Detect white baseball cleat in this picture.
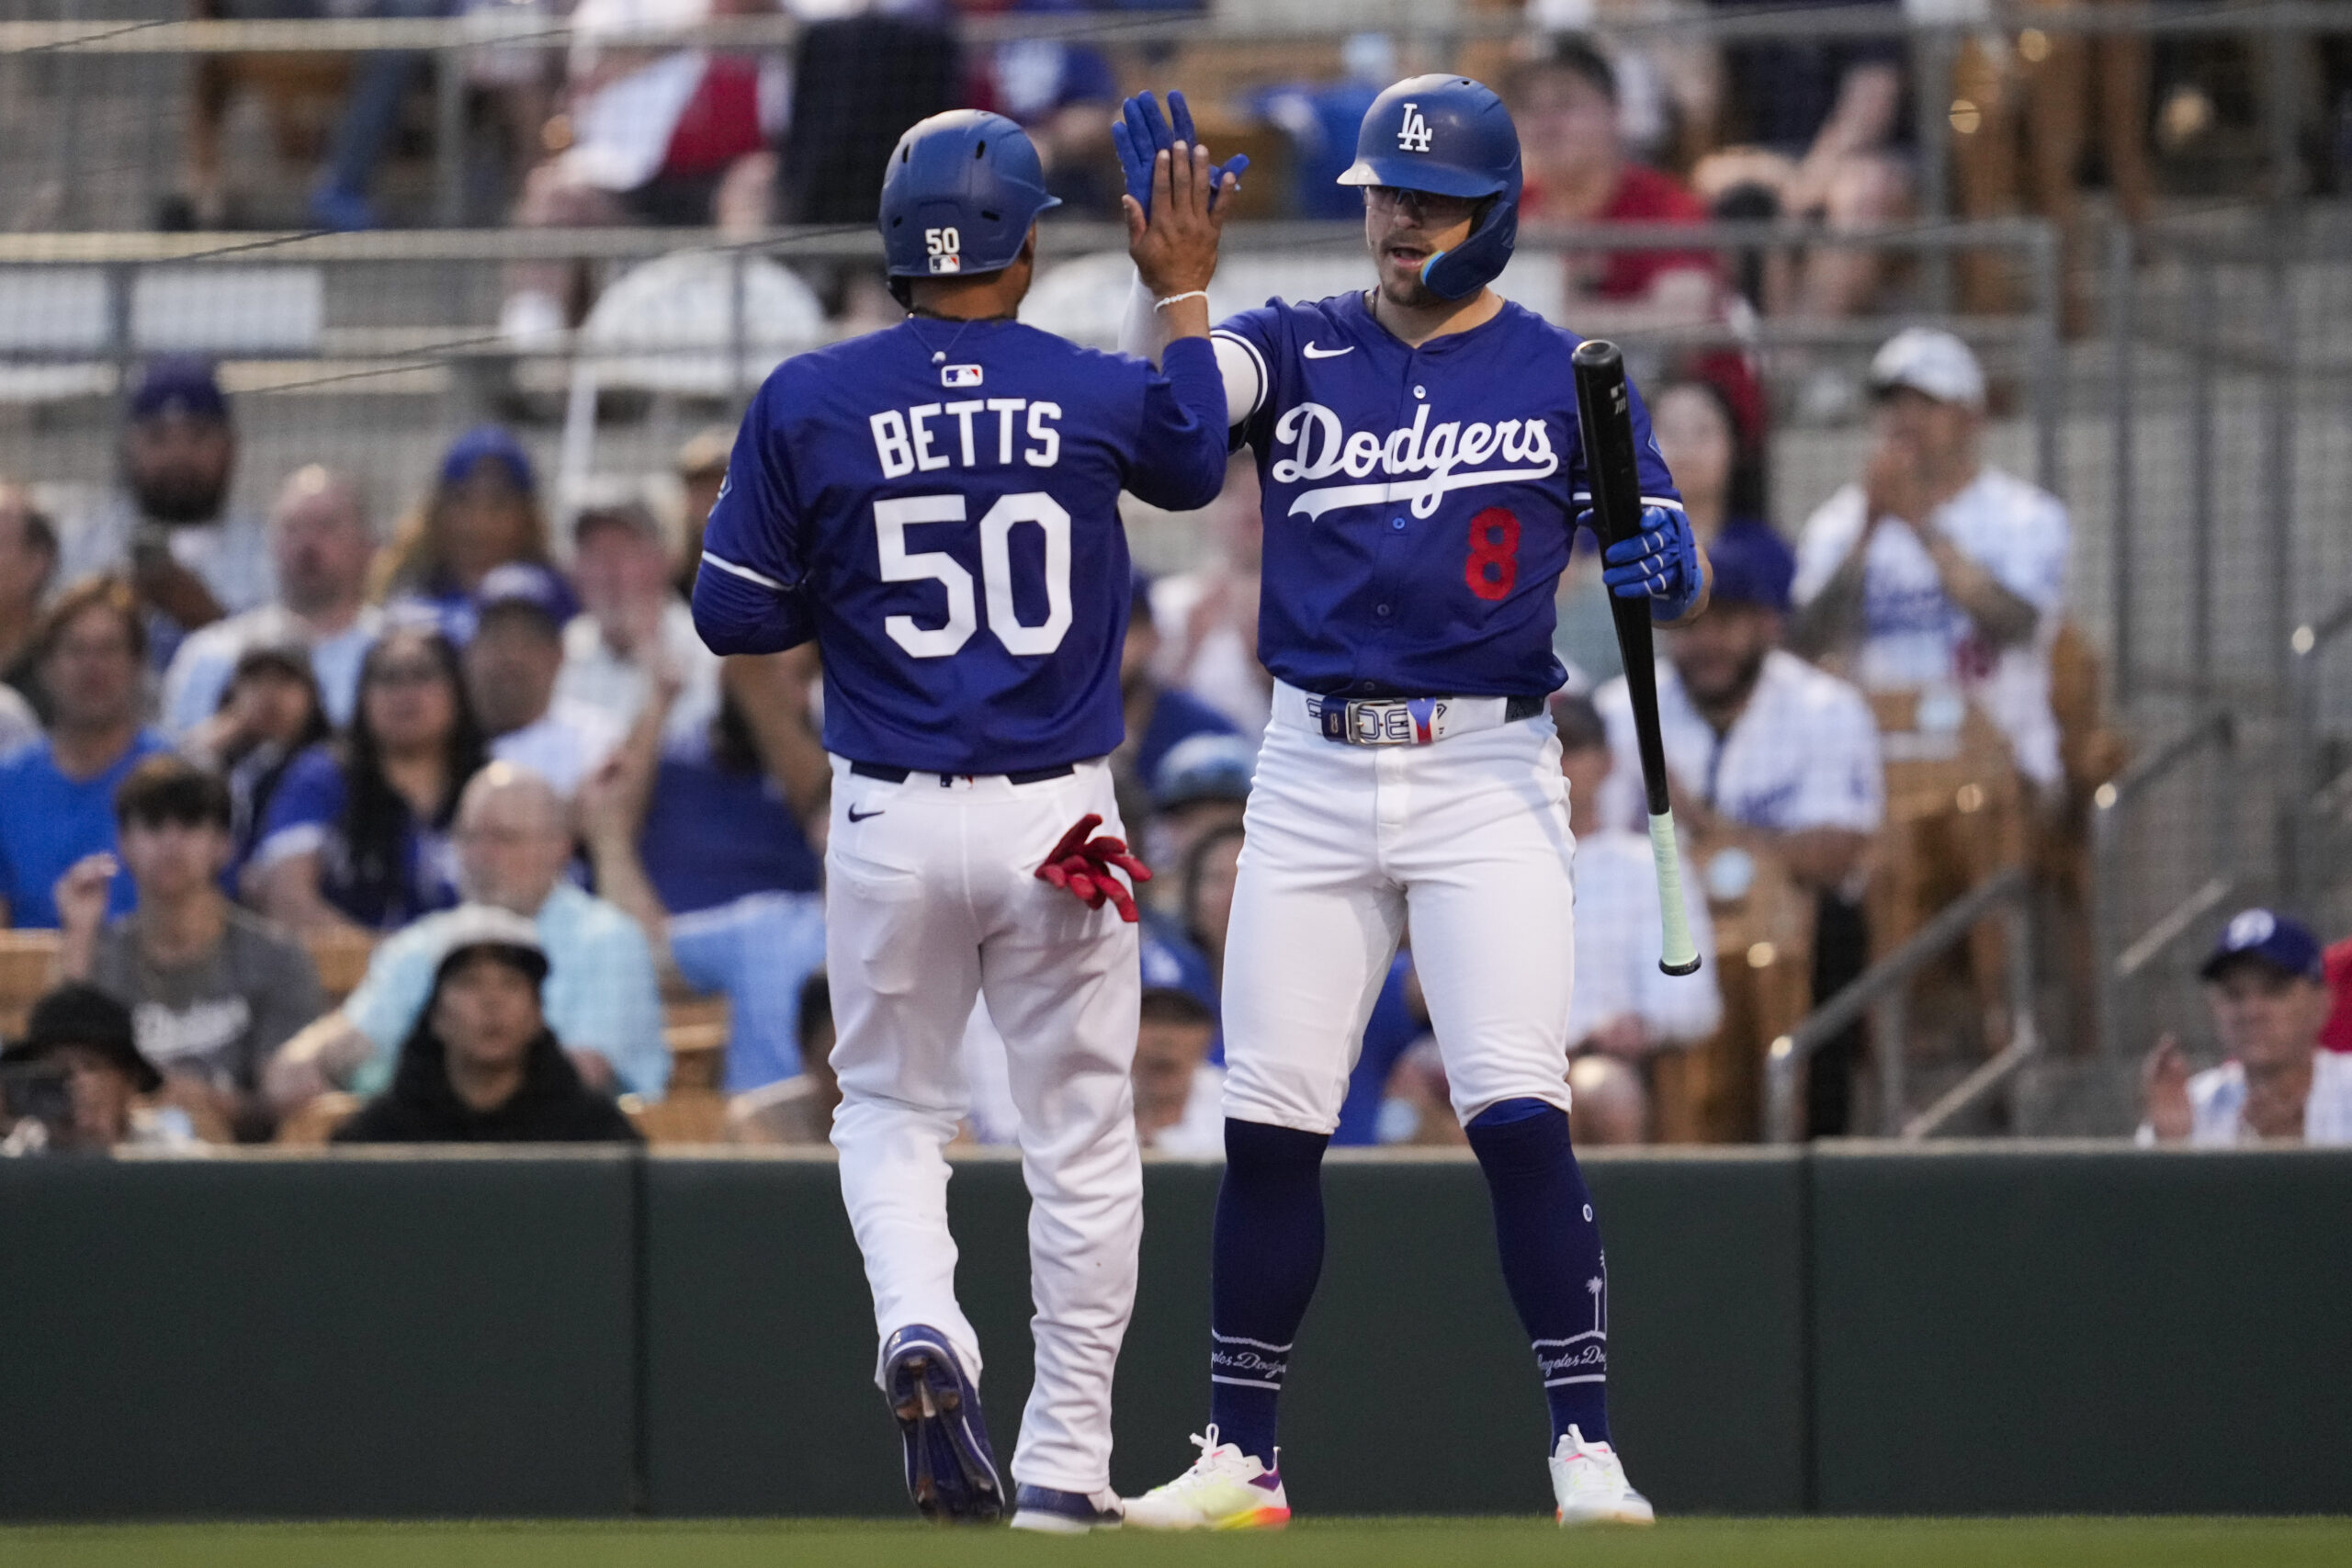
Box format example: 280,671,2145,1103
1120,1425,1290,1530
1550,1425,1655,1526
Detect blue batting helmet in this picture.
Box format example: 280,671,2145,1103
878,110,1060,292
1336,74,1521,301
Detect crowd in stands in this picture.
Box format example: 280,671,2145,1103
8,0,2351,1152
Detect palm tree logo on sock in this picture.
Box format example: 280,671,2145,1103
1587,1276,1604,1336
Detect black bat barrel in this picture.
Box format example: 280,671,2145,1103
1570,339,1673,821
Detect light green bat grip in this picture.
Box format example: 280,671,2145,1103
1647,809,1702,976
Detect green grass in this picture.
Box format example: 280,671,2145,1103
4,1517,2349,1568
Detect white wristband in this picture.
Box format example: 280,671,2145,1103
1154,290,1209,311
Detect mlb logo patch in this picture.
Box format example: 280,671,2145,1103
942,364,984,389
928,254,961,275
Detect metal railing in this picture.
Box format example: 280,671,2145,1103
2089,707,2236,1060
1765,864,2036,1143
2286,597,2352,913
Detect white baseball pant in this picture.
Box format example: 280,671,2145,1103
823,755,1143,1495
1221,683,1579,1133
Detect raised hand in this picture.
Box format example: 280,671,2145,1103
1114,91,1248,219
1035,813,1153,924
1125,136,1235,309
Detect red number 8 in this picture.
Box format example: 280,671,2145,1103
1464,506,1521,602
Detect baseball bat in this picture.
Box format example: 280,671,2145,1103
1570,339,1702,977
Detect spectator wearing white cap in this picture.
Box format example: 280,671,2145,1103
2140,909,2352,1147
1789,328,2071,792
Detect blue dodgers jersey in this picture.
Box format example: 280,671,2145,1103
1216,290,1682,698
701,320,1226,773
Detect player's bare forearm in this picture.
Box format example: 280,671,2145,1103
1125,140,1231,345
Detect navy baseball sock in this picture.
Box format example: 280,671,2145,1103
1464,1098,1611,1447
1207,1118,1330,1468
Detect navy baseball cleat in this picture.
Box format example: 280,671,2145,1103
882,1325,1003,1523
1009,1483,1125,1534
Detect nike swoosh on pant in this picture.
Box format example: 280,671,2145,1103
847,807,885,822
1303,344,1353,358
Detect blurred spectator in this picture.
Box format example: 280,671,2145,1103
181,644,334,875
1599,525,1883,890
500,0,789,343
2140,910,2352,1146
775,8,958,228
1115,572,1239,835
52,758,322,1142
0,579,170,928
1790,329,2070,794
1134,987,1224,1157
728,972,840,1144
671,426,731,596
963,0,1121,214
2324,935,2352,1054
578,715,824,1096
1555,693,1723,1054
249,626,488,932
1333,947,1428,1146
558,499,721,758
333,906,643,1145
470,564,625,798
304,0,456,231
1249,35,1396,220
162,465,384,737
0,984,204,1154
1508,39,1718,324
59,360,271,666
372,427,573,640
1150,457,1271,742
1147,733,1254,908
1691,0,1908,354
269,762,667,1111
1650,377,1768,550
0,479,59,725
637,656,824,911
1602,526,1882,1134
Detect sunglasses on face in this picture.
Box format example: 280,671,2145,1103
1366,186,1480,224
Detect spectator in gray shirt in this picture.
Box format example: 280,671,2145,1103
54,755,322,1140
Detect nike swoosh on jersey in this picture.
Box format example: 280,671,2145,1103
847,805,885,823
1302,343,1354,358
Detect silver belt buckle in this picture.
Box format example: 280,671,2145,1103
1314,695,1449,746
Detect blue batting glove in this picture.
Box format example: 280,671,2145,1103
1595,504,1702,622
1115,90,1250,218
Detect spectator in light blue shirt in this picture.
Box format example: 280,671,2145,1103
0,577,169,926
264,761,665,1115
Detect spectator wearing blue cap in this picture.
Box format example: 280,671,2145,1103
1132,914,1227,1156
57,358,272,668
1597,521,1882,891
1600,526,1883,1134
467,564,624,800
1145,731,1255,911
372,427,574,643
2141,909,2352,1147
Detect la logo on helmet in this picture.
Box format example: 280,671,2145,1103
1396,103,1433,152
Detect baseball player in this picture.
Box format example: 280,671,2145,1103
691,111,1236,1531
1111,81,1709,1528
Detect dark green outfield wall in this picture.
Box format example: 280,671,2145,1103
0,1146,2345,1520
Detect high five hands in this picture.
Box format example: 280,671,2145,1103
1118,91,1245,318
